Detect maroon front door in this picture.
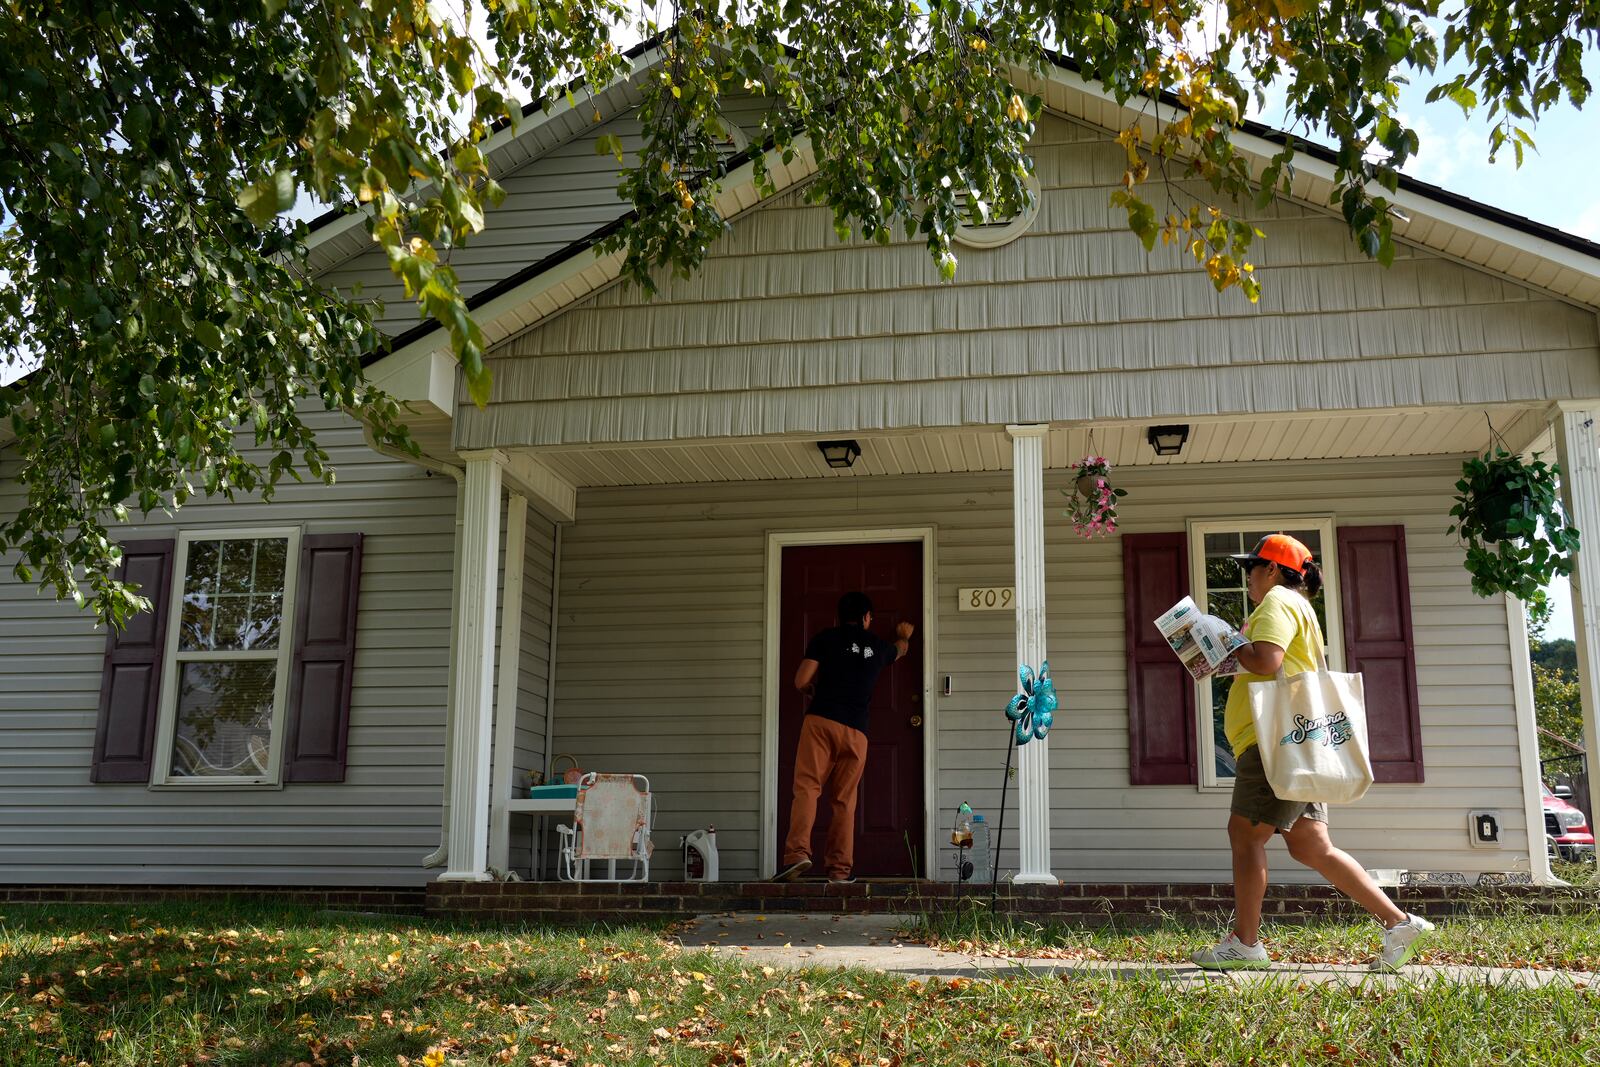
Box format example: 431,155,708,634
777,541,925,878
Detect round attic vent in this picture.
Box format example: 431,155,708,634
953,173,1042,249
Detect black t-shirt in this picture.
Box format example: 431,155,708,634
803,624,899,732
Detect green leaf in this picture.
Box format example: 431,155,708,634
238,170,294,227
194,320,225,350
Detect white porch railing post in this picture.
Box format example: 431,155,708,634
1555,407,1600,830
1007,424,1058,885
439,450,505,881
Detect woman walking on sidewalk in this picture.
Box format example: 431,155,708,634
1190,533,1433,973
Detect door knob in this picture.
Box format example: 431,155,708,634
909,693,921,705
909,715,923,728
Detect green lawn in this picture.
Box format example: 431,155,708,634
906,900,1600,972
2,903,1597,1066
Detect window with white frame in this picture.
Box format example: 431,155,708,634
1189,518,1341,788
152,529,300,785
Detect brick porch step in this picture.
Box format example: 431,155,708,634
425,878,1600,925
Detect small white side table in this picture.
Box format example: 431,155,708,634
506,796,578,880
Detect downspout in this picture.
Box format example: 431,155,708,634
363,425,465,869
542,523,563,780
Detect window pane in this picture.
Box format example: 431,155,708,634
1206,591,1247,630
180,591,214,651
184,540,219,598
169,661,276,778
247,594,284,648
254,538,287,593
1204,555,1238,591
1203,532,1244,556
220,540,256,595
1212,683,1235,780
179,537,289,651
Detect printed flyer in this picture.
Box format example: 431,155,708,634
1154,596,1248,681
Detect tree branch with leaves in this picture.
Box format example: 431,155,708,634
2,0,1594,626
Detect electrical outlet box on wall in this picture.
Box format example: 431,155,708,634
1468,810,1503,848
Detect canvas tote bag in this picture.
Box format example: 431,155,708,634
1247,596,1374,804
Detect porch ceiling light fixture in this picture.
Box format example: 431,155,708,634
817,439,862,469
1146,424,1190,457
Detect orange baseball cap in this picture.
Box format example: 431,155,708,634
1229,533,1314,574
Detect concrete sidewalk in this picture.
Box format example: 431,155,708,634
675,913,1596,990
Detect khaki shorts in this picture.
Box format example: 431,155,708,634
1230,744,1328,832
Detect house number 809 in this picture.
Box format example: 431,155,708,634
959,587,1014,611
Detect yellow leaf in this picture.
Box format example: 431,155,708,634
423,1049,447,1067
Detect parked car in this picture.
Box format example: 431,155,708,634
1543,782,1596,863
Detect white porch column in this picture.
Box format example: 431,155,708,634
1007,424,1058,884
1554,407,1600,830
487,493,529,876
439,450,505,881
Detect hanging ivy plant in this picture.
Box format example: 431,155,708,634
1448,448,1580,600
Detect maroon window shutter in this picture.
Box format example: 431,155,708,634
91,540,176,783
1336,525,1424,783
284,533,363,782
1124,532,1196,785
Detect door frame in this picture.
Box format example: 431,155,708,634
760,527,937,879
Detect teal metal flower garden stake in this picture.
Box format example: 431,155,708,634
992,662,1057,900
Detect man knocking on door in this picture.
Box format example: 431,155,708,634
774,591,915,884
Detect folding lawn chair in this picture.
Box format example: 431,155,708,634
555,773,654,882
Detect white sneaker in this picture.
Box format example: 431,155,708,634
1372,913,1435,972
1191,933,1271,970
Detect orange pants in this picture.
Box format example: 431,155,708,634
783,715,869,880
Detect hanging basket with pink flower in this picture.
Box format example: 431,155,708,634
1063,455,1127,538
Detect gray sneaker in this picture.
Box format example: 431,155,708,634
1372,913,1435,972
1190,933,1271,970
771,858,811,883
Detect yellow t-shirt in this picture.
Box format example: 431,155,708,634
1222,586,1326,755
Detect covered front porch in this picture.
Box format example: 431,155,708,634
409,402,1599,889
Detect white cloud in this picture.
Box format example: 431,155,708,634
1391,109,1492,187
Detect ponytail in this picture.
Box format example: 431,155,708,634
1279,558,1323,598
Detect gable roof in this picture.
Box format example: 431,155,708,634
353,53,1600,378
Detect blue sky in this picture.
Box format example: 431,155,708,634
1251,58,1600,244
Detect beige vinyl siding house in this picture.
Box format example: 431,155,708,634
0,414,459,884
554,458,1532,882
4,51,1598,889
